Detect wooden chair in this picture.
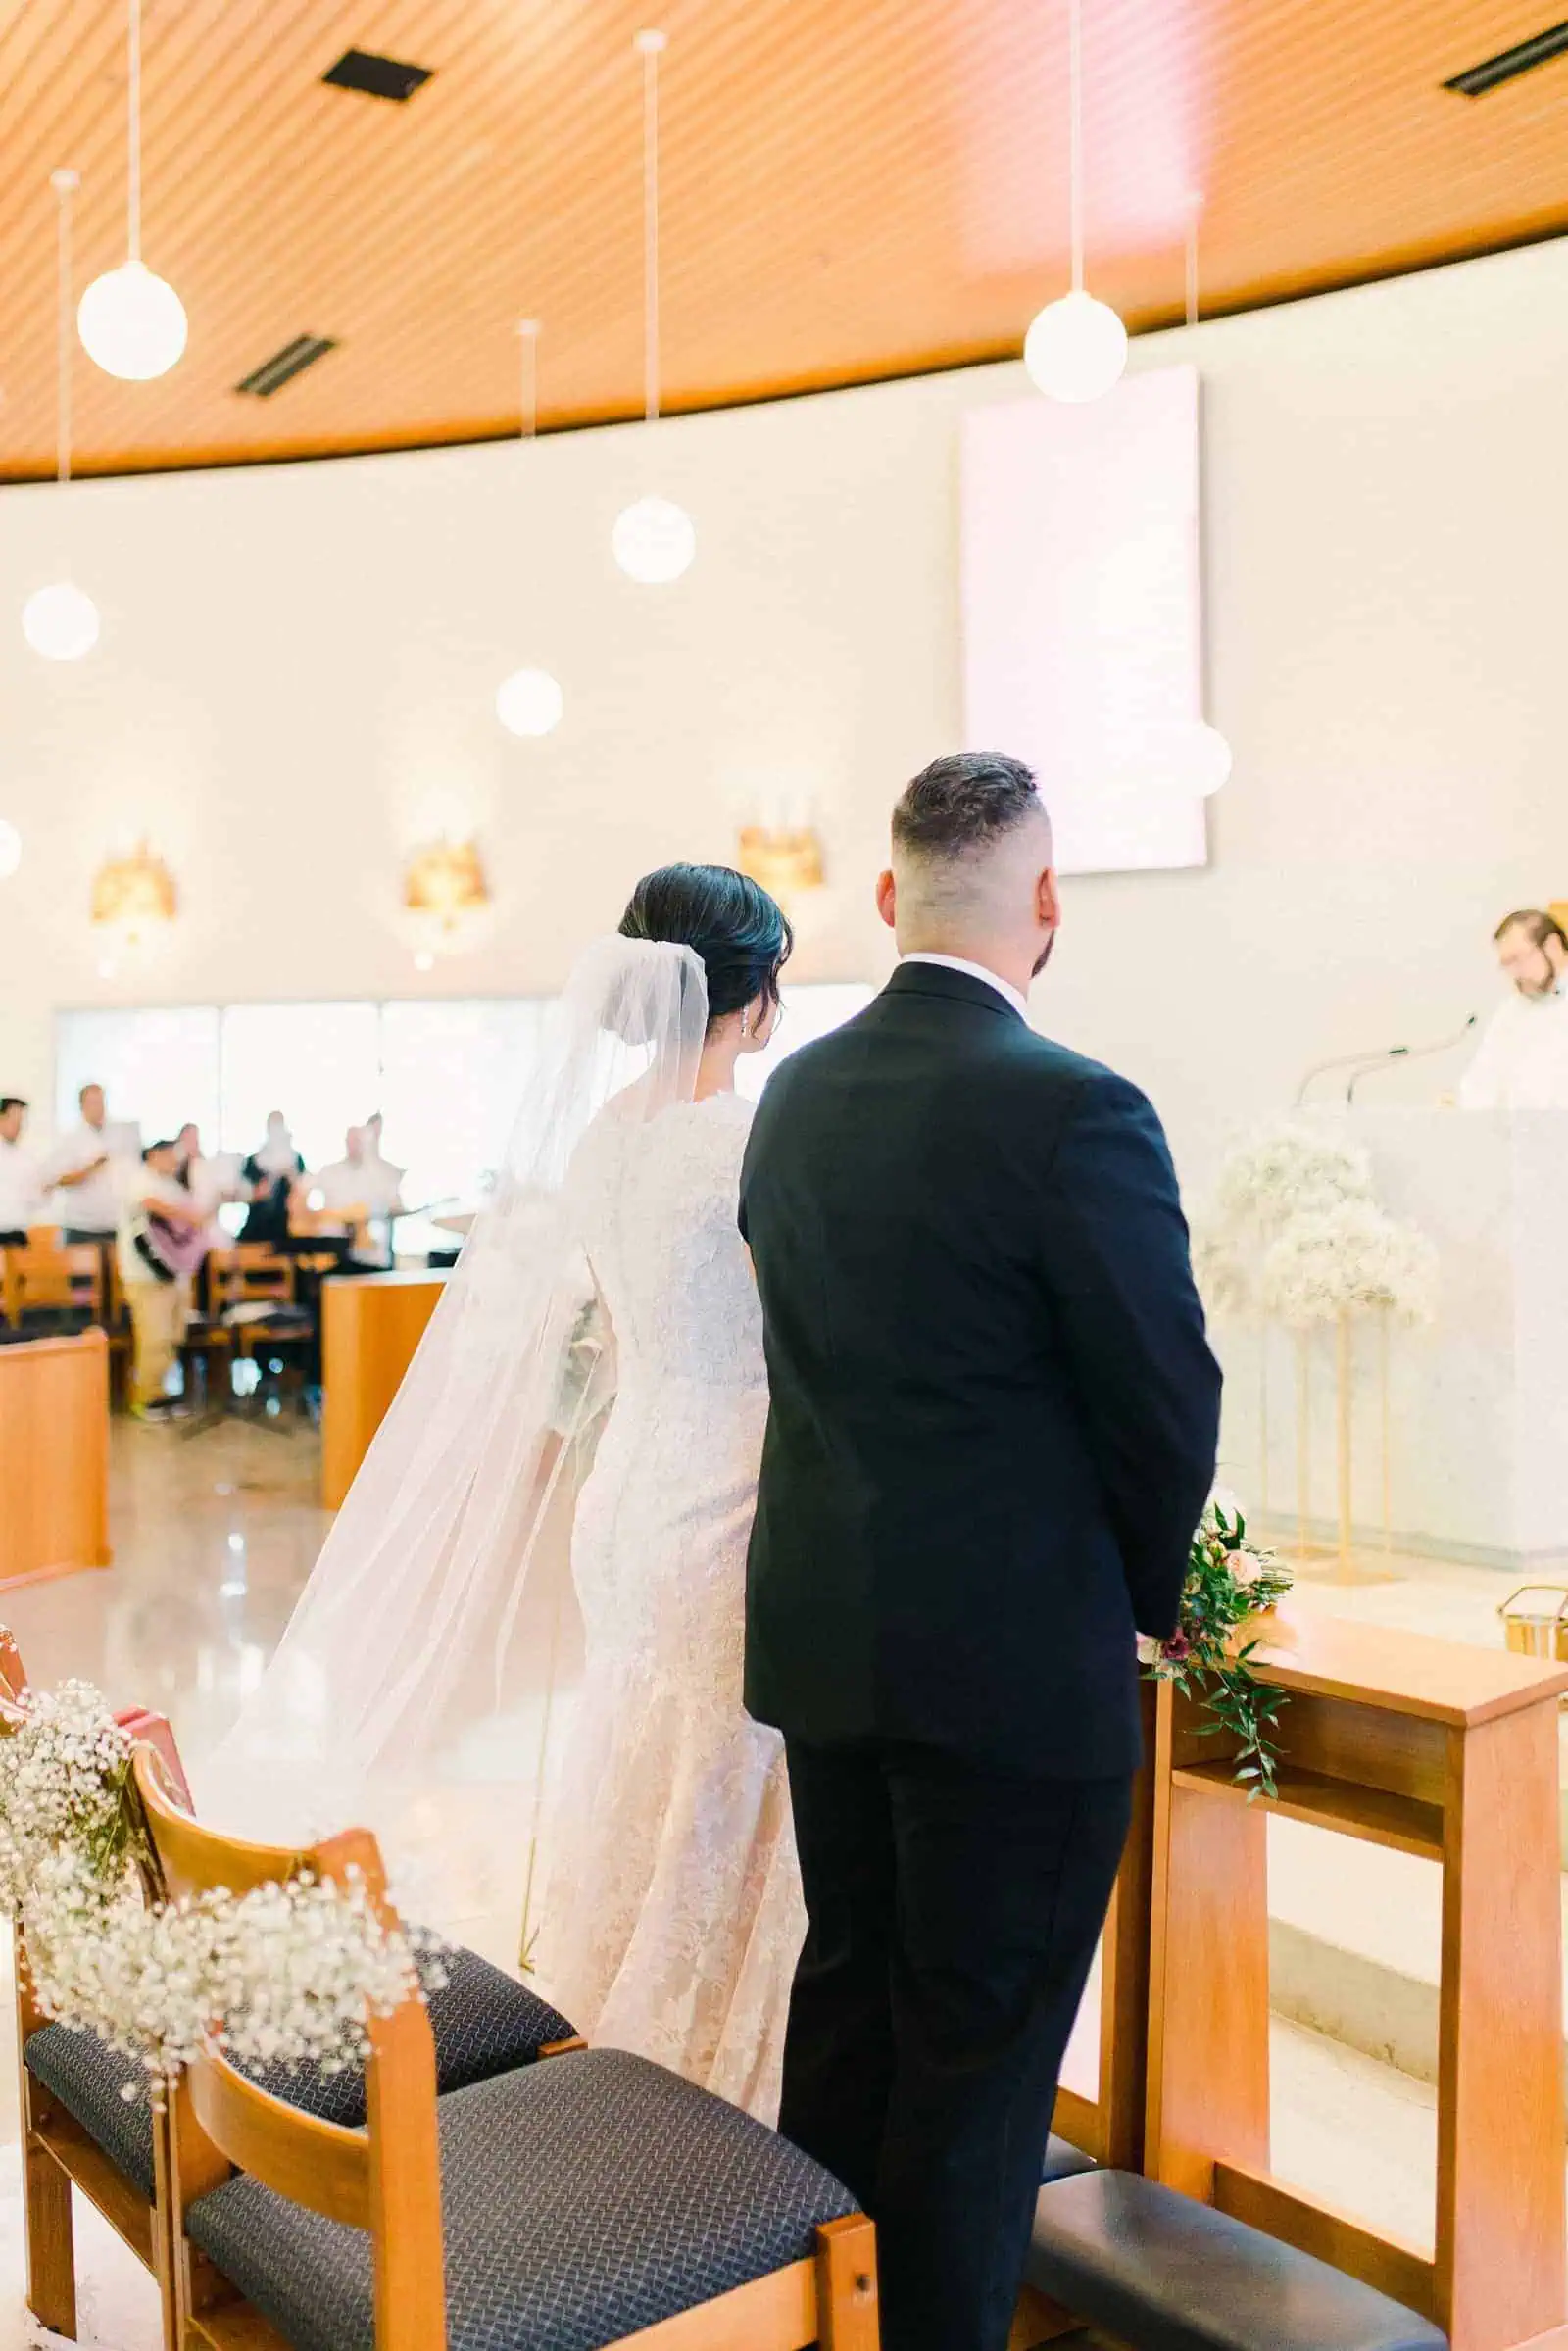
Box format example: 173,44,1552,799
5,1626,191,2345
209,1245,316,1418
7,1239,105,1332
134,1750,879,2351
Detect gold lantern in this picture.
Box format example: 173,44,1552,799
90,841,177,943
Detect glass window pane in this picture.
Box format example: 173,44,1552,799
737,983,876,1102
220,1004,382,1175
377,999,550,1212
55,1006,220,1148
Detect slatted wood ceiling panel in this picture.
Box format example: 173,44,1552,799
0,0,1564,478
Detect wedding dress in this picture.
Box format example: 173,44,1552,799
196,938,802,2125
529,1090,804,2119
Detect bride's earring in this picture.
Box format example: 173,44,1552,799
740,1008,752,1040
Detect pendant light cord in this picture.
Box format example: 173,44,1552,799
636,29,666,424
517,318,539,440
127,0,142,263
52,169,78,486
1068,0,1084,294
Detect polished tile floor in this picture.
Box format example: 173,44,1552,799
0,1431,1555,2346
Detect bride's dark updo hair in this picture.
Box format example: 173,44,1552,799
619,864,793,1029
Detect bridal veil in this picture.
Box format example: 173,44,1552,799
195,936,709,1965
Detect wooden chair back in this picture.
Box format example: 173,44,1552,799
208,1246,295,1310
130,1749,445,2351
7,1243,104,1323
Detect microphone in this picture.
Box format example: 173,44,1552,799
1295,1017,1477,1107
1345,1015,1477,1103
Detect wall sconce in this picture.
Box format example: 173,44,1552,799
403,838,491,939
90,839,177,945
737,823,826,907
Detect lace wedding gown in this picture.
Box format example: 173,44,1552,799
529,1089,805,2122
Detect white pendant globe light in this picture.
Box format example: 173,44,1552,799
1024,291,1127,405
0,821,22,882
78,260,186,382
24,171,101,662
613,30,695,584
24,580,100,661
612,492,696,585
494,322,564,739
1024,0,1126,405
497,665,564,739
77,0,186,381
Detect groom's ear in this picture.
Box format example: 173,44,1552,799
875,868,898,932
1039,866,1061,931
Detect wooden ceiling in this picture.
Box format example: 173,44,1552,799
2,0,1567,478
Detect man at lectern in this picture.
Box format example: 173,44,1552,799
1459,908,1568,1108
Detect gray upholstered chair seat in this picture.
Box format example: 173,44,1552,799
187,2047,858,2351
1027,2169,1447,2351
24,1942,574,2199
1041,2134,1096,2184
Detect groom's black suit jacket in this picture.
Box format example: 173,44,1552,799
739,961,1221,1780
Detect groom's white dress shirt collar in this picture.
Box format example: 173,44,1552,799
899,954,1030,1023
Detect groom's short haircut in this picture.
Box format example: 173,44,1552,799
892,753,1047,868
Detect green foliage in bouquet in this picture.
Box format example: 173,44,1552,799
1142,1502,1295,1800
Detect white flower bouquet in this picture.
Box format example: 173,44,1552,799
0,1671,446,2093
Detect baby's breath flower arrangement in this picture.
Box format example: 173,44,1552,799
0,1672,446,2094
1141,1497,1295,1799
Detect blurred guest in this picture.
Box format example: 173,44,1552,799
119,1139,208,1420
175,1122,237,1214
311,1125,405,1269
0,1097,41,1246
48,1082,124,1243
239,1112,304,1247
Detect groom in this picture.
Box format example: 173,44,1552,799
739,753,1221,2351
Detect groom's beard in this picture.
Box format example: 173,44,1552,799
1032,931,1057,980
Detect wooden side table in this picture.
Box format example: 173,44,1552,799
1146,1609,1568,2351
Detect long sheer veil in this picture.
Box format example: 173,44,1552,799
194,936,709,1966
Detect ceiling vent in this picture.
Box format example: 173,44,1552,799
322,47,433,102
1445,19,1568,94
235,336,338,399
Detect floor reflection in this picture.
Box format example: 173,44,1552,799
1,1420,330,1760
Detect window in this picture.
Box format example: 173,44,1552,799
55,979,876,1230
55,1006,220,1149
219,1004,382,1176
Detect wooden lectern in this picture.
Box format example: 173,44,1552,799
0,1330,111,1589
319,1270,445,1508
1147,1611,1568,2351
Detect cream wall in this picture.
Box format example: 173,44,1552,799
3,232,1567,1180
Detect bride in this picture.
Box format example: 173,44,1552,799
198,864,804,2120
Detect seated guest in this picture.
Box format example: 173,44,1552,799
239,1111,304,1247
46,1081,124,1244
119,1140,209,1420
0,1097,41,1247
1460,908,1568,1109
311,1125,405,1266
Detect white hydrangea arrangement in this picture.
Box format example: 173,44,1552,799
0,1675,445,2095
1197,1118,1435,1331
1259,1197,1439,1331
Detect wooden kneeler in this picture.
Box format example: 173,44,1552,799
135,1749,880,2351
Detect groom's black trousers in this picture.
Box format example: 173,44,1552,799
779,1739,1132,2351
